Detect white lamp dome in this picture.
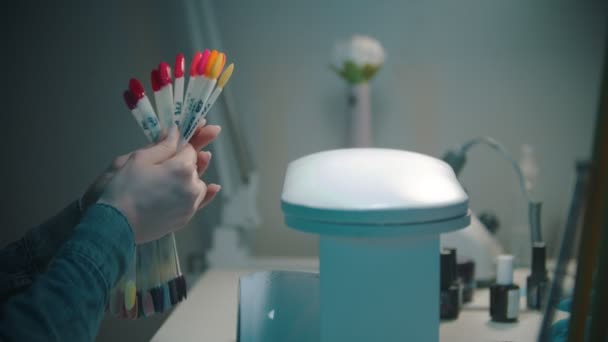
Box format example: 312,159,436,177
281,148,469,225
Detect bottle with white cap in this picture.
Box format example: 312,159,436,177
489,254,520,322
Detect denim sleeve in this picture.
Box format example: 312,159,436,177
0,201,82,301
0,203,135,342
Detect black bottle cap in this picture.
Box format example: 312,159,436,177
457,259,475,283
446,248,458,281
441,248,458,289
531,242,547,278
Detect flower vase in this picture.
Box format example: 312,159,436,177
348,82,372,147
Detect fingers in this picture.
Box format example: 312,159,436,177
198,183,221,210
189,124,222,151
131,124,180,165
110,152,132,171
169,143,198,169
193,180,209,209
197,151,212,176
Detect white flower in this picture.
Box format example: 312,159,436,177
331,35,385,84
332,35,385,69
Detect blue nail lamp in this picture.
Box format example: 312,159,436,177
281,148,470,342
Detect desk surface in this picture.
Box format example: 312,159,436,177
152,258,568,342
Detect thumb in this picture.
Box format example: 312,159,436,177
134,124,180,164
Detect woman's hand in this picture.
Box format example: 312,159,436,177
80,119,221,211
97,124,221,243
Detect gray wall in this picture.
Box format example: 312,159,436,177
211,0,607,257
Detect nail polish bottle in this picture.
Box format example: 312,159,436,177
490,255,520,322
447,248,464,310
527,242,549,310
457,258,475,304
440,248,461,320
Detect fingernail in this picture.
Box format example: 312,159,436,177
211,125,222,132
205,151,212,159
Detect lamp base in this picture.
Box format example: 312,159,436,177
320,235,439,342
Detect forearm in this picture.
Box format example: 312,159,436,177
25,200,84,268
0,201,82,302
0,200,82,273
0,204,135,341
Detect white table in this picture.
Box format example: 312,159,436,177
152,258,569,342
